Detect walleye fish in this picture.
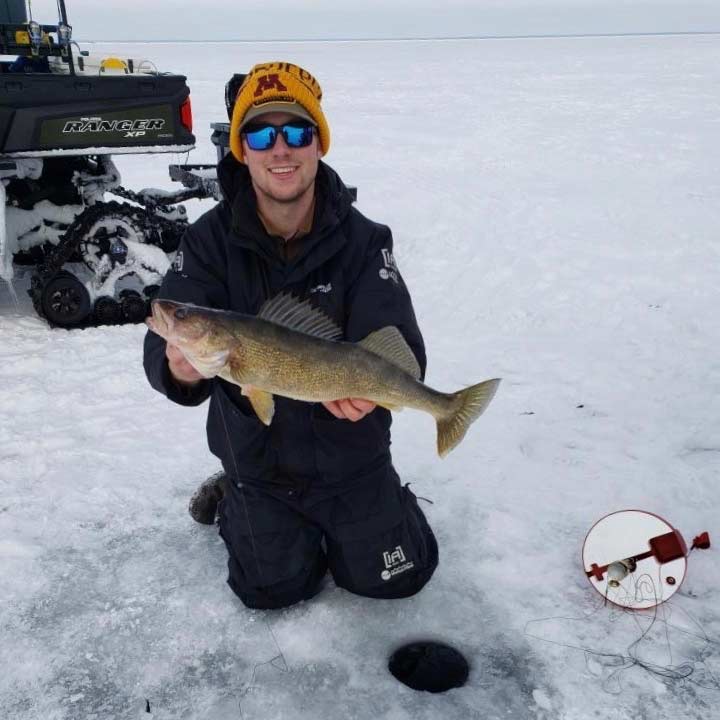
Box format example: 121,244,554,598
147,294,500,457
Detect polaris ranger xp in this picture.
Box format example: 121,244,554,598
0,0,201,327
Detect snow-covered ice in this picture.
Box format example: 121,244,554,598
1,35,719,719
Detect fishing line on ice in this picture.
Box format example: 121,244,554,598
218,396,290,718
217,396,266,586
236,620,289,720
524,570,720,695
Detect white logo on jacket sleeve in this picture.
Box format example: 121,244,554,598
171,251,184,273
310,282,332,294
379,248,399,284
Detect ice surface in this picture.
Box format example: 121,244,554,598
1,35,720,720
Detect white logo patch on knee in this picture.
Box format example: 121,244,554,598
381,545,414,581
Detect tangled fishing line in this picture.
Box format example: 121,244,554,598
524,571,720,695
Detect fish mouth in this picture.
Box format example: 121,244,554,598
146,299,183,341
147,299,212,347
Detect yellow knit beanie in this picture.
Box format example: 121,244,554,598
229,62,330,163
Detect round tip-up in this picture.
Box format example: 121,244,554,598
388,641,469,693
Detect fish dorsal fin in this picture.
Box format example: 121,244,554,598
258,293,342,341
359,327,421,380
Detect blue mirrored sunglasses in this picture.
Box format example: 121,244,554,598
242,121,315,151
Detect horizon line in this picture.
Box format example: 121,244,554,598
76,29,720,44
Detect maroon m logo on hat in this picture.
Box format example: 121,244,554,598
254,74,288,97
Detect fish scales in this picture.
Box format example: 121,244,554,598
147,298,500,457
223,316,441,409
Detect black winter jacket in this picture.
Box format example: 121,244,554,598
143,155,426,494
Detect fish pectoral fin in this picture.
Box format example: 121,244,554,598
358,327,421,380
226,355,247,385
244,387,275,426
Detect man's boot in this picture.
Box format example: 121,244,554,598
188,471,227,525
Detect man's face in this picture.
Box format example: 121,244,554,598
241,111,322,205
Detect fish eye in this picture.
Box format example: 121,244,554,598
175,308,188,320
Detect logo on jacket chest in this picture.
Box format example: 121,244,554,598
309,282,332,294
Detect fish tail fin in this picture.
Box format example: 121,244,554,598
436,378,501,458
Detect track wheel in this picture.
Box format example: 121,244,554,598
40,272,92,328
94,296,122,325
143,284,160,300
120,289,148,323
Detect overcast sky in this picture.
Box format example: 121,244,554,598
21,1,720,41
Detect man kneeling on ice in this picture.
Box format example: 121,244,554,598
143,62,438,609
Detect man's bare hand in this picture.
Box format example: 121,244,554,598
166,343,204,386
322,398,376,422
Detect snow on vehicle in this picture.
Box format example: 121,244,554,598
1,11,358,329
0,0,205,327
